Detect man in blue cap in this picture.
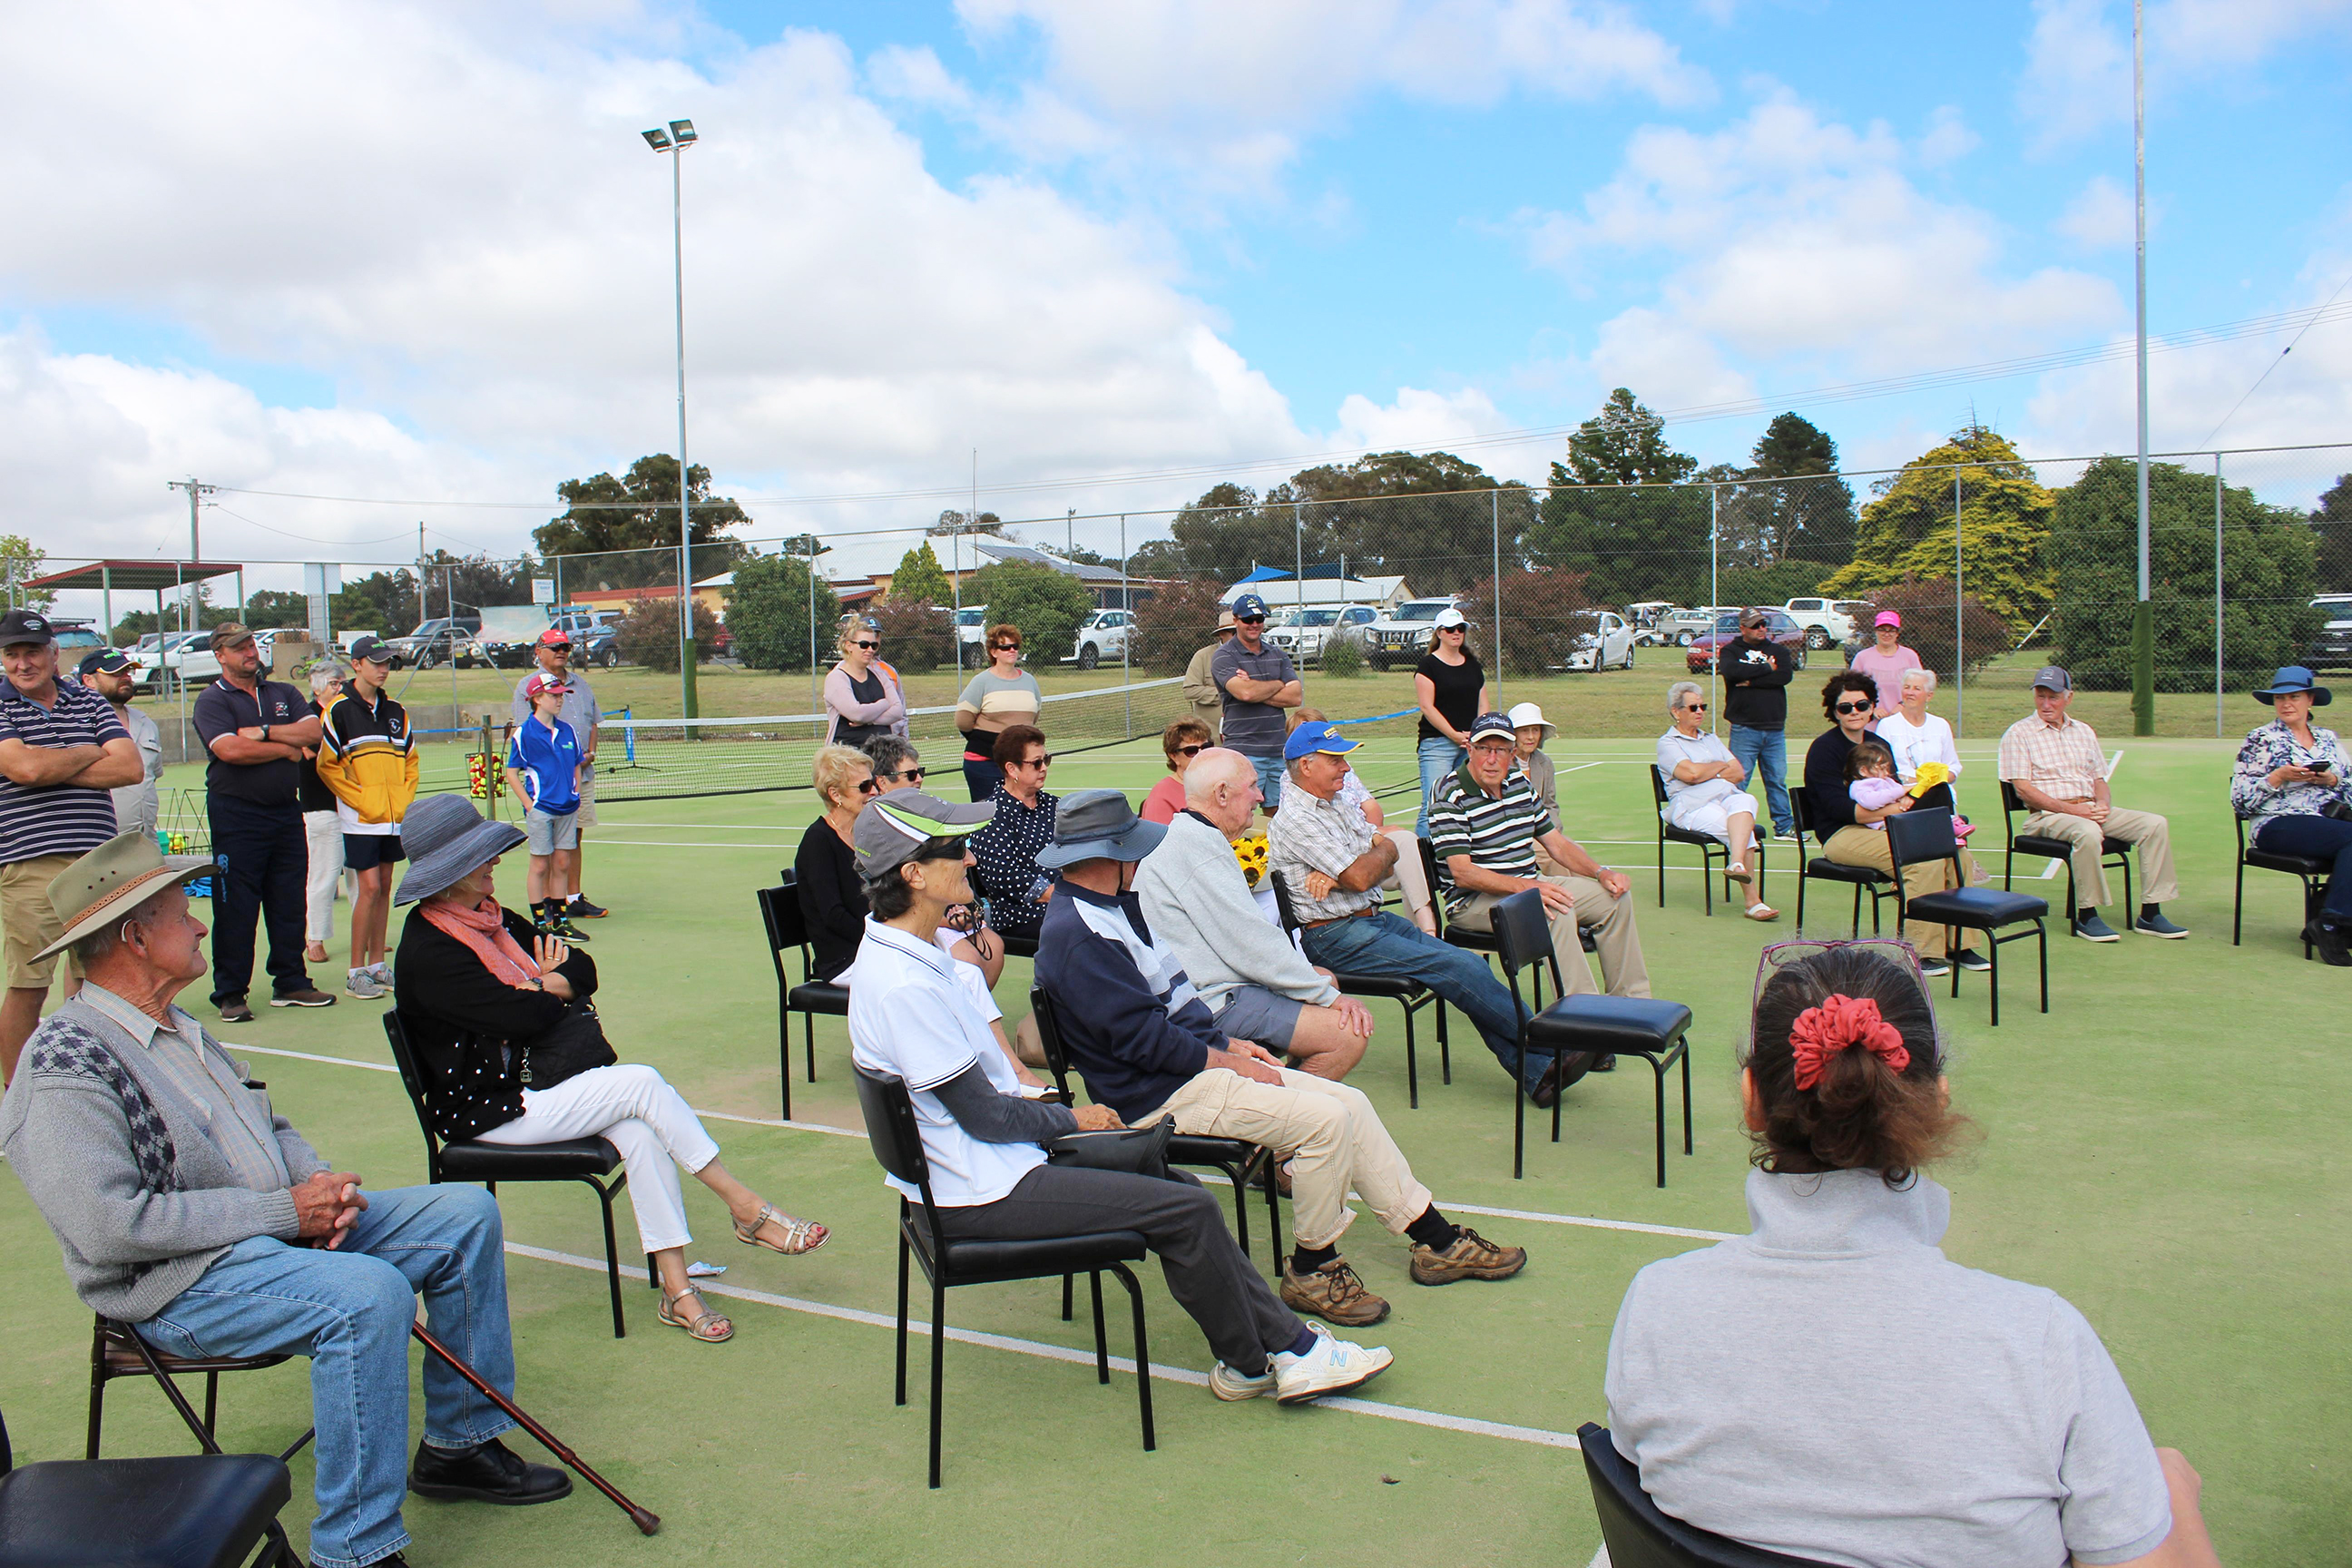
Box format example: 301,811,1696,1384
1210,593,1300,814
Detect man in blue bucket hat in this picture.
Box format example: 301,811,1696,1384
1210,593,1300,815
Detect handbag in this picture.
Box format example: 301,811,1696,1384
1046,1115,1174,1181
520,1002,617,1092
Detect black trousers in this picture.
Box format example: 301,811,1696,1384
208,792,311,1004
938,1165,1304,1374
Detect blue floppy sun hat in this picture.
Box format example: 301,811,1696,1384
2253,665,2331,706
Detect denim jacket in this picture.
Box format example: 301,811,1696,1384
2230,718,2350,824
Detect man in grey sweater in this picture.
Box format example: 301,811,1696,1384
1135,747,1376,1080
0,832,566,1568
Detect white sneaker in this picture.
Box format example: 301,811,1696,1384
1209,1361,1277,1401
369,961,395,987
1272,1321,1394,1405
344,968,386,1000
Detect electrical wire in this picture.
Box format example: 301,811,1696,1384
2195,271,2352,448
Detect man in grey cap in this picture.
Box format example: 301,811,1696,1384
79,649,162,839
1996,666,2185,942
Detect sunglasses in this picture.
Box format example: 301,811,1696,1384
1236,616,1265,625
854,777,881,795
888,767,926,783
992,642,1021,652
1012,754,1054,769
1835,699,1873,714
1440,624,1466,633
1172,742,1207,758
852,640,878,651
1681,701,1707,711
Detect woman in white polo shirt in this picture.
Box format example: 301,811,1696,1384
1603,941,2219,1568
1654,681,1776,920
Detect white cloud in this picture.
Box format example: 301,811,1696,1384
1330,385,1509,452
866,44,973,110
2157,0,2352,65
1917,105,1980,167
2054,174,2138,248
2018,0,2352,150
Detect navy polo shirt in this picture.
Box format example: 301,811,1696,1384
193,678,309,806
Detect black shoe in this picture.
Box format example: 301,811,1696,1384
552,917,591,944
1527,1051,1595,1109
1588,1054,1617,1073
217,997,254,1024
408,1436,573,1505
2305,921,2352,966
568,896,610,919
314,1556,405,1568
1952,948,1993,973
1917,956,1952,978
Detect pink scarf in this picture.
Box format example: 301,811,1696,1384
420,894,542,990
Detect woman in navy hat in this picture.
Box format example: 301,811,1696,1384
2231,665,2352,963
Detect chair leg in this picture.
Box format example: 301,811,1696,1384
1651,1054,1668,1189
1436,997,1451,1084
777,1002,792,1122
894,1237,910,1408
590,1179,626,1338
202,1371,219,1438
1512,1037,1526,1181
1403,996,1420,1110
803,1007,818,1084
85,1332,106,1461
1700,847,1713,916
1225,1158,1251,1259
927,1278,947,1489
1109,1262,1156,1454
1679,1043,1693,1155
1986,931,2001,1027
2038,920,2050,1013
1089,1273,1110,1384
2232,853,2246,946
1656,831,1666,907
1848,878,1863,940
1061,1273,1074,1323
1261,1157,1284,1264
1796,861,1808,928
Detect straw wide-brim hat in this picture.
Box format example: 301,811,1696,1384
35,832,211,962
393,794,527,906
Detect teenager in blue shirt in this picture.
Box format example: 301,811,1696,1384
505,673,587,941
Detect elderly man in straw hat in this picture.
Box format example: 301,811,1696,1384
0,832,569,1568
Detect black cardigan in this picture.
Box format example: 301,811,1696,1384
1802,727,1865,833
794,817,866,981
393,905,600,1142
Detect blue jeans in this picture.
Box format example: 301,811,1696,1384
1416,737,1465,838
2254,813,2352,921
1299,910,1550,1092
1247,753,1285,812
1727,725,1791,836
142,1184,517,1568
962,755,1004,803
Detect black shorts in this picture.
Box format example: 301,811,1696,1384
343,833,405,871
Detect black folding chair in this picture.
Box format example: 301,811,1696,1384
382,1014,646,1338
852,1067,1155,1489
85,1315,312,1468
1576,1424,1844,1568
1489,888,1692,1184
760,877,849,1119
2233,813,2328,959
1268,871,1440,1108
1998,779,2133,922
1028,985,1280,1268
1790,787,1891,938
1414,835,1593,1074
5,1398,300,1568
1649,765,1764,915
1884,810,2049,1025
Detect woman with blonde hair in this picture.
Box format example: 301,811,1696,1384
823,619,906,749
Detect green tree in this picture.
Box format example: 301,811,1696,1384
725,553,839,673
2046,456,2319,691
330,571,420,636
613,596,720,673
1748,412,1857,567
240,590,311,630
536,456,750,591
0,536,54,609
1528,389,1709,605
2310,472,2352,593
1129,577,1228,674
887,542,953,605
869,596,955,671
1152,483,1288,584
416,551,537,619
1457,567,1598,677
1818,425,2054,632
965,561,1093,666
1290,451,1535,599
1716,561,1828,609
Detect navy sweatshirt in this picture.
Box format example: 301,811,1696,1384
1033,879,1226,1122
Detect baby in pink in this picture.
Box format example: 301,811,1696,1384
1848,742,1974,838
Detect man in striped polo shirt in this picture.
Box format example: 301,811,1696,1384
1429,713,1651,1067
0,609,142,1079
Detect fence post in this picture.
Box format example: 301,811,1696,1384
1121,514,1132,740
1954,473,1964,740
2215,453,2225,739
1707,485,1720,732
1491,488,1503,674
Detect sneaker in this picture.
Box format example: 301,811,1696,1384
218,998,254,1024
1952,947,1993,973
1917,956,1951,979
1209,1360,1277,1401
370,961,396,985
2304,921,2352,966
1279,1258,1389,1327
567,896,610,919
552,917,591,944
2133,912,2189,938
345,968,386,1000
1272,1323,1394,1406
2072,913,2122,942
270,989,337,1008
1408,1225,1528,1286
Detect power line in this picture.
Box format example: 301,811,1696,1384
2196,271,2352,448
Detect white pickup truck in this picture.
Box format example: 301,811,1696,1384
1781,596,1872,651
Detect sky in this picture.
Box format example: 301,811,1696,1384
3,0,2348,602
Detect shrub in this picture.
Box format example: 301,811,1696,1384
1857,580,2011,681
613,595,721,672
965,561,1095,667
1455,568,1599,677
868,595,955,672
1318,634,1365,678
728,553,841,672
1129,578,1229,674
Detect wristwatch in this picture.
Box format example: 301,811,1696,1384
259,724,270,742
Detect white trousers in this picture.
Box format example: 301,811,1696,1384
303,809,345,943
474,1063,721,1254
1669,790,1761,848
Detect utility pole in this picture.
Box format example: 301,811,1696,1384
166,477,214,631
2131,0,2154,735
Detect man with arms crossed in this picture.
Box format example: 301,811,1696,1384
1211,593,1301,814
511,629,606,920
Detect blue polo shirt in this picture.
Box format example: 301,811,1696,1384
506,716,582,816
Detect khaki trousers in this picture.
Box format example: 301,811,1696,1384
1449,874,1652,999
1823,826,1979,957
1142,1065,1432,1250
2018,805,2179,909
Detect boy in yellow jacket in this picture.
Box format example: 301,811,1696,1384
315,636,418,998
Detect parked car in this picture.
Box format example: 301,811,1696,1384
47,619,105,664
1070,609,1131,670
1363,599,1459,670
1625,602,1681,646
383,616,481,671
1781,596,1872,651
1269,604,1377,665
2308,594,2352,672
136,630,219,693
1656,607,1723,646
1559,610,1638,671
956,603,990,652
1685,609,1809,673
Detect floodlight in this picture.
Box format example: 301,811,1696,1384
642,127,672,151
669,119,697,144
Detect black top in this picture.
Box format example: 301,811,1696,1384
1715,638,1798,730
1802,727,1867,833
297,699,336,813
392,904,600,1142
794,816,866,981
193,677,309,806
1416,651,1485,741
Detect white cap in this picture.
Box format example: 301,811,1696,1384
1432,607,1469,628
1506,701,1553,739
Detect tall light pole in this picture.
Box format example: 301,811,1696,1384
643,118,699,727
2131,3,2153,736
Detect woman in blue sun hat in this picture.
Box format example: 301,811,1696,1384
2231,664,2352,963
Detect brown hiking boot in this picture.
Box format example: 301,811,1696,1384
1279,1258,1389,1327
1409,1225,1528,1286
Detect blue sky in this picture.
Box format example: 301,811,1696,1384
1,0,2347,591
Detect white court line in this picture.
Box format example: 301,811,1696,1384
238,1047,1734,1240
505,1242,1584,1452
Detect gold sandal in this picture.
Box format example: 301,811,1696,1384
658,1286,733,1342
735,1201,828,1256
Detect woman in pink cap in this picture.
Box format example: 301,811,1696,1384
1847,609,1924,719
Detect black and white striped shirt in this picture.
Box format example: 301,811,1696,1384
1426,762,1555,910
0,679,127,865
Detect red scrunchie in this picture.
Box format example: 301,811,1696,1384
1788,994,1911,1090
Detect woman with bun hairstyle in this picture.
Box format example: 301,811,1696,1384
1603,941,2220,1568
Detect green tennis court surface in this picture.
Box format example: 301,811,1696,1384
4,730,2343,1564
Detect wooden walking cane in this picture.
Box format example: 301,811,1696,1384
409,1320,660,1535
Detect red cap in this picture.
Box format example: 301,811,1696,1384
524,672,570,700
537,627,571,647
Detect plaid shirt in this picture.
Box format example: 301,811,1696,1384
75,984,292,1195
1269,772,1382,921
1995,713,2105,800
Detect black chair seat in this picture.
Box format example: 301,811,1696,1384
435,1136,621,1181
1576,1424,1842,1568
1526,995,1695,1055
2013,831,2132,864
1166,1132,1255,1168
93,1320,289,1381
1443,927,1499,952
908,1221,1151,1287
787,979,850,1015
1803,856,1886,885
2245,848,2333,878
995,934,1040,960
1326,971,1423,1000
1906,887,2049,926
0,1453,291,1568
1662,824,1720,848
